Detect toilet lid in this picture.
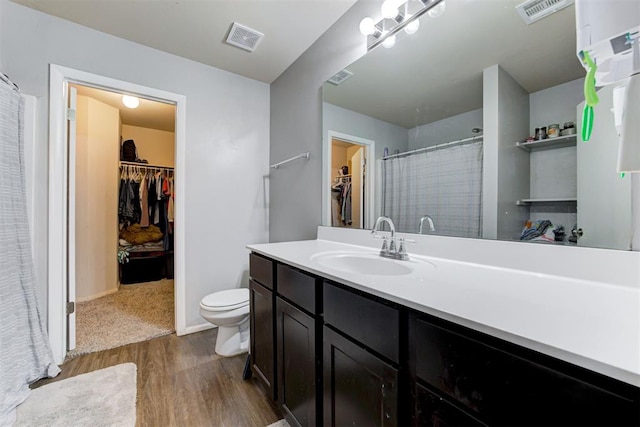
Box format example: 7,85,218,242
201,288,249,309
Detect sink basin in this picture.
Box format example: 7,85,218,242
311,251,435,276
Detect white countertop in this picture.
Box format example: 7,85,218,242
247,238,640,387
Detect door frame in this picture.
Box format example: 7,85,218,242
48,64,187,364
322,131,375,229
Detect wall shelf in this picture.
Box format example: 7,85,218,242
516,135,577,152
516,197,577,206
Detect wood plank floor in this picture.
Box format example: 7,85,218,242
33,329,282,427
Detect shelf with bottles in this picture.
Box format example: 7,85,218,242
516,197,577,206
516,134,577,152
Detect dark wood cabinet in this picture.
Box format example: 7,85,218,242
249,252,640,427
277,297,318,427
414,383,486,427
409,314,640,427
249,278,276,400
323,326,399,427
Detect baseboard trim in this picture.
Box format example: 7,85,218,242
178,323,216,336
76,288,118,303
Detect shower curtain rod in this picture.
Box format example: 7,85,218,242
0,72,19,92
382,135,483,160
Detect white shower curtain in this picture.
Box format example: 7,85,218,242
0,78,60,426
382,141,483,237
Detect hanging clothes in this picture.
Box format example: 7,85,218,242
139,175,149,228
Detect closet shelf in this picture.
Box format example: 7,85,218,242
516,135,577,152
516,197,577,206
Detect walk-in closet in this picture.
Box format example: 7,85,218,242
69,84,177,358
330,138,366,228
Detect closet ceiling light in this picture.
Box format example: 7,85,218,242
122,95,140,109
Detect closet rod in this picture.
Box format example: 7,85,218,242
120,161,174,170
382,135,483,160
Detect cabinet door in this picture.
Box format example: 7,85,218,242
323,326,398,427
414,383,485,427
277,297,318,427
250,279,276,400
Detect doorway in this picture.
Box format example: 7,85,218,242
48,65,187,364
323,131,375,230
67,83,176,357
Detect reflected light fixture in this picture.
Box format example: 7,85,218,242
359,0,445,50
427,0,446,18
382,34,397,48
122,95,140,109
404,16,420,34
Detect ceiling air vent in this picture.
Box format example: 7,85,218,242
328,69,354,86
516,0,574,25
225,22,264,52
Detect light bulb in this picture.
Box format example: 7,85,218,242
404,17,420,34
427,0,446,18
381,0,400,19
359,17,376,36
122,95,139,109
382,34,396,48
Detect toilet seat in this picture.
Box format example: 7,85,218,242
200,288,249,312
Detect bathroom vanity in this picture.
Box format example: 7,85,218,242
247,230,640,427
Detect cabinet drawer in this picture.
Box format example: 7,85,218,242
277,264,318,315
324,282,399,363
250,253,273,290
411,315,639,426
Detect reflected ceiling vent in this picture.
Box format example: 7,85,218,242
328,69,354,86
516,0,574,25
225,22,264,52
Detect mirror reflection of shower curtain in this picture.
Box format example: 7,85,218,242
382,141,483,237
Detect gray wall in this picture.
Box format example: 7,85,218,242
483,65,530,240
1,0,270,328
270,0,381,243
497,66,530,240
323,102,408,159
408,108,483,150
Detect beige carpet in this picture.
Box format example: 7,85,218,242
15,363,137,427
266,420,290,427
68,279,174,358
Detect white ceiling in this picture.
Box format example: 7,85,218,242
11,0,358,84
71,84,176,132
323,0,586,129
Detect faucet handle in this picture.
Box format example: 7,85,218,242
379,236,389,254
397,238,410,260
400,237,415,244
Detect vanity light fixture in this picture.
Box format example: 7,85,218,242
122,95,139,109
360,0,446,50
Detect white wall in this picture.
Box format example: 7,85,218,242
0,0,270,329
408,108,483,150
75,95,120,302
121,124,175,167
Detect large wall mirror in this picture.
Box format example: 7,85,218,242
322,0,635,251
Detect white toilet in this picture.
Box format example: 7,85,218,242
199,288,250,357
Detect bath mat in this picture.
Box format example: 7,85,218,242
14,363,137,427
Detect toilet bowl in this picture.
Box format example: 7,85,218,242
199,288,250,357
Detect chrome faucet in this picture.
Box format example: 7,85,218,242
371,216,410,260
419,215,436,234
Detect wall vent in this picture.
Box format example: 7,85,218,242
516,0,574,25
328,69,354,86
225,22,264,52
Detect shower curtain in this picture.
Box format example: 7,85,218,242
0,78,60,426
382,141,483,237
